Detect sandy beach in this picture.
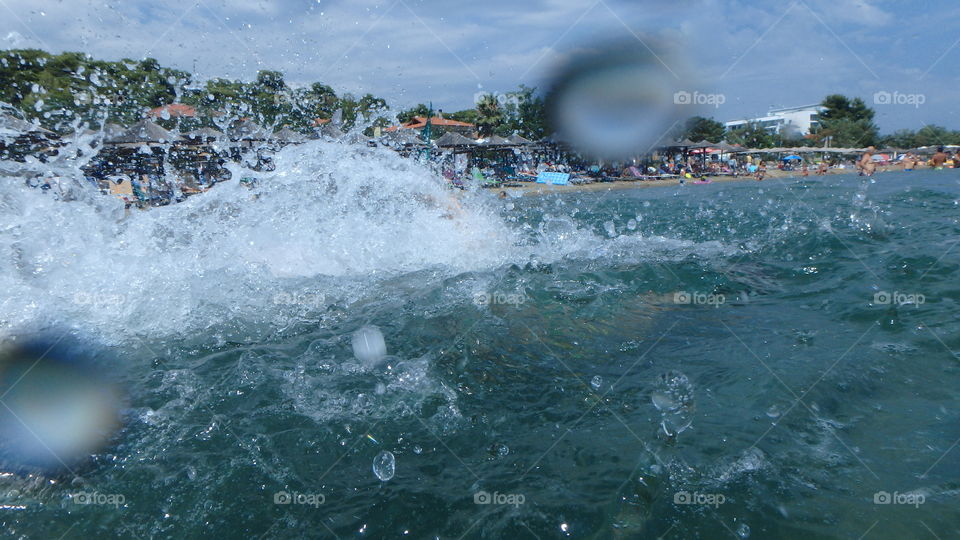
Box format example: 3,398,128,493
503,165,895,196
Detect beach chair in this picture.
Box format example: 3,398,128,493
471,167,500,188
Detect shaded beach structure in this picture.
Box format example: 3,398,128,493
106,120,176,145
183,126,226,143
226,119,270,143
0,113,59,161
479,135,512,147
316,123,346,140
98,120,177,205
380,129,427,145
434,131,478,149
507,134,534,146
271,126,307,145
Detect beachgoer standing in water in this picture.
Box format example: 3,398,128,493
858,147,877,176
902,153,916,171
817,161,829,176
931,147,948,169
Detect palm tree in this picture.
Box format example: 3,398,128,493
475,94,503,137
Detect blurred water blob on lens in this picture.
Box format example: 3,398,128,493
0,333,125,472
545,40,692,160
352,325,387,368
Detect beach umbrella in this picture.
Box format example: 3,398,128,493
226,119,269,141
0,114,55,137
435,132,478,148
480,135,512,146
713,141,745,153
380,129,428,146
343,131,371,145
782,155,802,161
316,123,345,140
106,120,175,144
272,126,307,144
507,134,534,146
184,127,225,142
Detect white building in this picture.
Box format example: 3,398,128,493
725,104,826,136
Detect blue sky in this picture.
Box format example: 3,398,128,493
2,0,958,132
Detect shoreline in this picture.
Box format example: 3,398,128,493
502,166,896,196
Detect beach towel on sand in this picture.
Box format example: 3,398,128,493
536,172,570,185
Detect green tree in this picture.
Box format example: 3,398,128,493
879,129,917,149
725,122,775,148
678,116,726,143
815,94,878,147
913,124,953,147
397,103,431,124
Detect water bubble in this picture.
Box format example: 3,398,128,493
651,371,695,436
590,375,602,390
626,219,637,231
603,221,617,238
736,523,750,538
373,450,395,481
352,325,387,367
412,445,422,455
766,404,781,418
489,443,509,457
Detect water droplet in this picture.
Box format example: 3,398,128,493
626,219,637,230
373,450,395,481
489,443,509,457
604,221,617,237
651,371,695,436
590,375,602,390
412,445,422,455
352,325,387,367
736,523,750,538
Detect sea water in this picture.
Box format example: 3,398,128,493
1,141,959,538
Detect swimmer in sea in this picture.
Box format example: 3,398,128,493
858,146,877,177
